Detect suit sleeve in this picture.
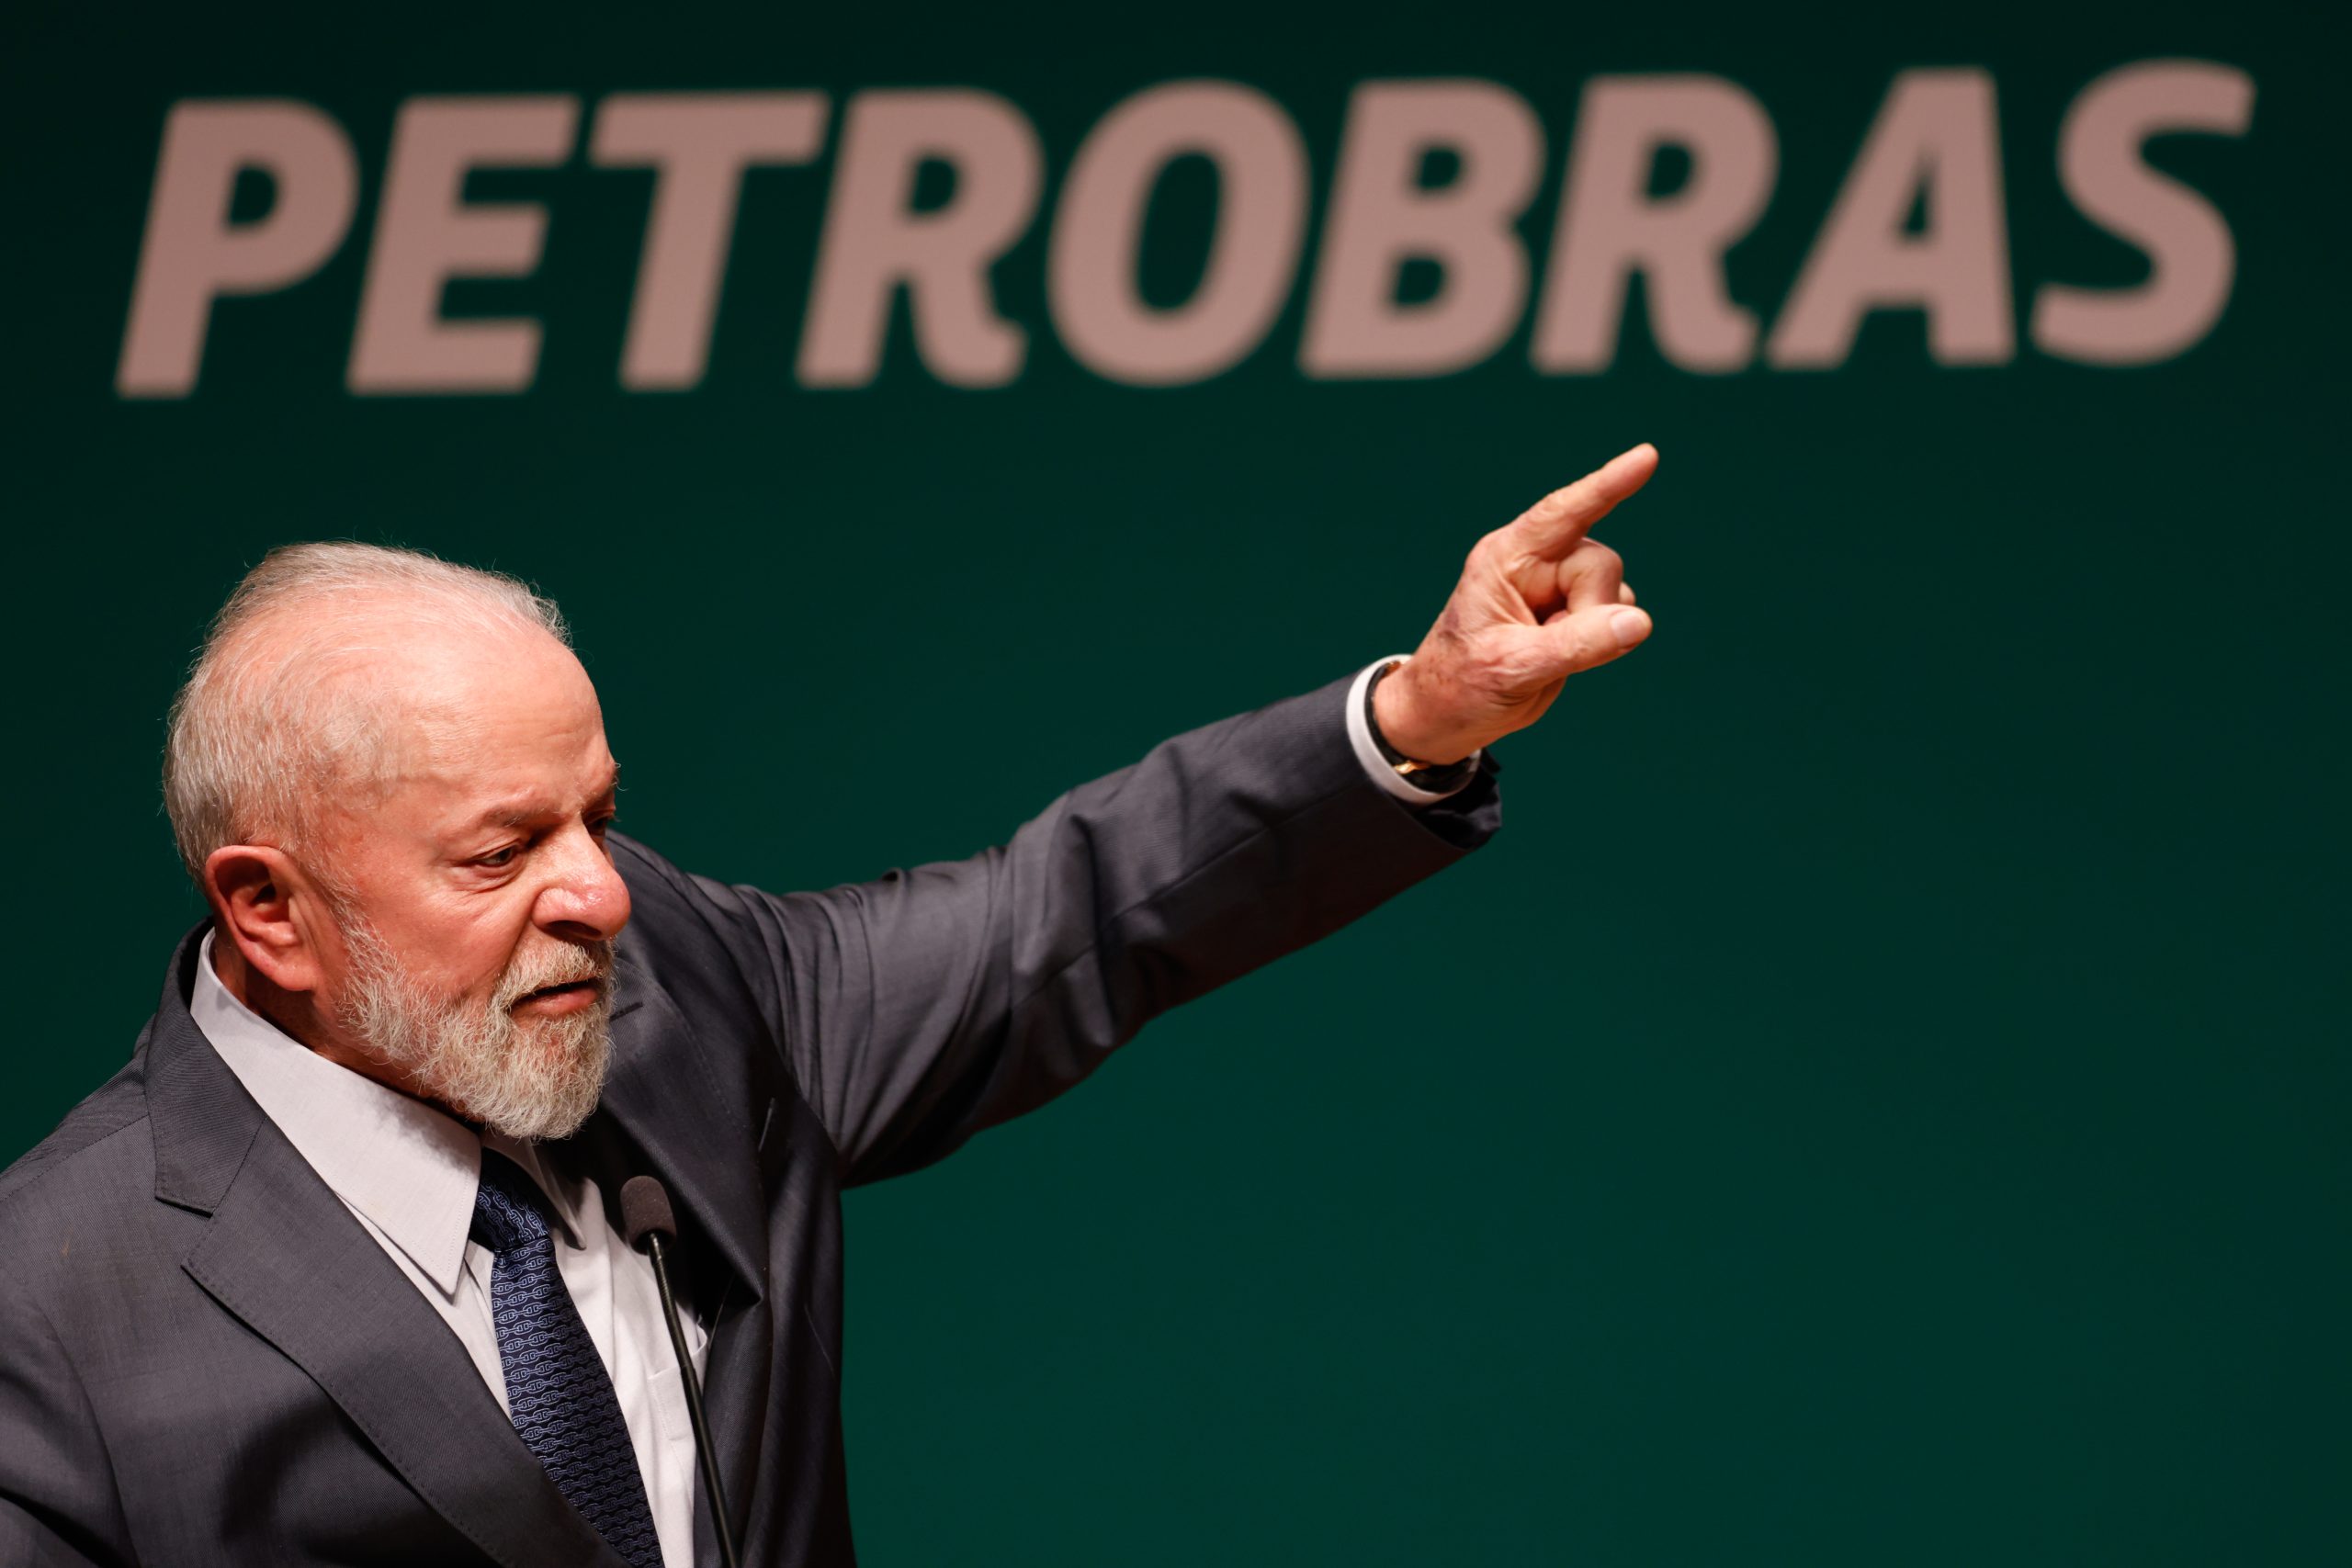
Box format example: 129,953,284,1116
623,672,1500,1186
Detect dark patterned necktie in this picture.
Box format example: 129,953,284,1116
470,1150,663,1568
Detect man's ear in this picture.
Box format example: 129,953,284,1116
203,844,331,996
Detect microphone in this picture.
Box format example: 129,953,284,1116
622,1176,741,1568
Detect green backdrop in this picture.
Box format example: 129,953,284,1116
6,2,2345,1562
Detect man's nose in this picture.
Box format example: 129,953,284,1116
536,825,633,942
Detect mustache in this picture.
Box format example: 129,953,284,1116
492,940,616,1011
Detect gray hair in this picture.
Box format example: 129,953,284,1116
163,541,570,885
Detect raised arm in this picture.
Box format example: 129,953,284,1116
627,444,1660,1185
631,672,1497,1186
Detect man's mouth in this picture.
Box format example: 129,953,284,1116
513,976,607,1010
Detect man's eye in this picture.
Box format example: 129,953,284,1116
479,847,521,868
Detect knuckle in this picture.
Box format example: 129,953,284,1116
1493,640,1559,687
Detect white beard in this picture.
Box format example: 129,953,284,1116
333,917,616,1142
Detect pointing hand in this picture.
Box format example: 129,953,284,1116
1373,444,1657,765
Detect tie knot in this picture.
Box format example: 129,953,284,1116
469,1150,552,1255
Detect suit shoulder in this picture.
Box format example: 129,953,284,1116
608,828,825,954
0,1062,153,1229
608,830,721,928
605,830,777,1015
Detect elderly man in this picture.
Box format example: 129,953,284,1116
0,447,1657,1567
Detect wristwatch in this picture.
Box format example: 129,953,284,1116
1363,660,1478,794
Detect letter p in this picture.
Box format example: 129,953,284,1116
118,100,357,398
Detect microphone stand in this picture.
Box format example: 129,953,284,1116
628,1178,741,1568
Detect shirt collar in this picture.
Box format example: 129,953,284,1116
189,931,582,1295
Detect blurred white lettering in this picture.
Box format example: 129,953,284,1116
594,93,830,390
1302,80,1545,379
2031,62,2255,366
119,100,358,398
349,96,579,394
1051,82,1308,386
1770,70,2013,368
798,90,1041,389
1532,76,1776,374
118,62,2255,396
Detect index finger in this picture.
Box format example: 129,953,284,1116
1502,443,1659,559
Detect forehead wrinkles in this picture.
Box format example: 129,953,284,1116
389,635,605,788
225,608,570,832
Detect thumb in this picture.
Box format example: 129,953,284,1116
1530,604,1653,677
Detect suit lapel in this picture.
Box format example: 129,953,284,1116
593,969,769,1303
183,1129,631,1568
147,930,629,1568
588,968,776,1563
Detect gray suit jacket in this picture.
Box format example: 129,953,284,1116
0,675,1498,1567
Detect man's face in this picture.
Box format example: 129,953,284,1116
300,626,633,1137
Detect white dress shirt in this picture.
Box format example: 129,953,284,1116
192,932,710,1568
1349,655,1480,803
184,670,1464,1561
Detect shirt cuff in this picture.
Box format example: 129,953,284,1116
1345,656,1481,807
